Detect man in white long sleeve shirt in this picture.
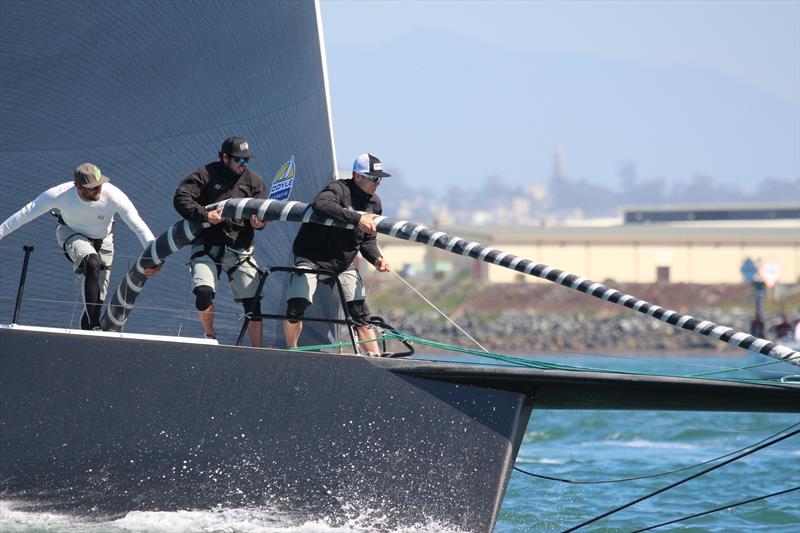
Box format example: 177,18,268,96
0,163,160,329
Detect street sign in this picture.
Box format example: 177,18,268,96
740,258,758,284
758,260,781,288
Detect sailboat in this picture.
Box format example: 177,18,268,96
1,2,797,532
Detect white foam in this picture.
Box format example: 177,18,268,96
587,439,701,450
514,456,564,465
0,502,466,533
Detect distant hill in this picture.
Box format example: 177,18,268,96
374,171,799,224
327,28,799,217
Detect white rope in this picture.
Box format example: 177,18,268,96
389,270,489,353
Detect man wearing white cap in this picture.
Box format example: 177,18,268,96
0,163,159,329
283,153,392,356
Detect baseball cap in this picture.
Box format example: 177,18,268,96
220,136,254,158
73,163,109,188
353,153,391,178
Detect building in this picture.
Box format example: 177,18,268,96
375,204,800,285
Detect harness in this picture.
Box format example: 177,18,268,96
190,244,259,280
52,210,107,268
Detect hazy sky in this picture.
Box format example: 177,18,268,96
319,0,800,193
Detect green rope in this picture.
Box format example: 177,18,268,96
287,334,394,352
690,358,794,377
380,330,800,388
288,328,799,389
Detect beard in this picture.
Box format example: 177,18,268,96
79,187,102,201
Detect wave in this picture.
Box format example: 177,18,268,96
581,439,703,450
513,456,565,465
0,501,465,533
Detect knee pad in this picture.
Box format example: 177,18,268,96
347,300,371,325
193,286,215,311
241,297,262,321
286,297,310,324
79,253,102,278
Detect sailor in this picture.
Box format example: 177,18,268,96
283,153,392,356
173,136,268,346
0,163,160,329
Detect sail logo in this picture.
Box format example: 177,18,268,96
269,156,296,201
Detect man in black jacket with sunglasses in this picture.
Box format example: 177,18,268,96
174,136,268,346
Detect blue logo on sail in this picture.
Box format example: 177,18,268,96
269,156,296,201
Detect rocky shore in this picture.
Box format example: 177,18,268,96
379,307,755,354
368,280,798,355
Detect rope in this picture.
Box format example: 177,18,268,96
690,358,792,377
287,334,394,352
389,270,489,352
631,486,800,532
560,428,800,532
381,331,800,387
513,421,800,484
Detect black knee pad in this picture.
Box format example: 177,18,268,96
347,300,371,325
241,297,262,321
193,286,215,311
79,253,102,278
286,297,310,324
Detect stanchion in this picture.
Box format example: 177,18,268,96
12,245,34,324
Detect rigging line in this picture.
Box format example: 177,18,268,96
631,485,800,532
560,427,800,532
690,358,790,377
384,331,800,386
389,269,489,353
514,421,800,484
69,274,81,329
176,274,194,338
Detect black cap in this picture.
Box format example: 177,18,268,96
220,136,254,158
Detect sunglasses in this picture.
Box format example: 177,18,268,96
229,155,249,165
360,173,382,184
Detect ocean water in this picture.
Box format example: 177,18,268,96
1,355,798,532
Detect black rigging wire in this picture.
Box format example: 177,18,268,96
560,427,800,532
631,485,800,532
514,421,800,484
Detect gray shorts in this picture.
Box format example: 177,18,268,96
286,257,365,304
56,224,113,300
190,244,261,301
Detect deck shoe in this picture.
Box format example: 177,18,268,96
204,333,217,340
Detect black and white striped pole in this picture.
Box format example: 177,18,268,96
101,219,208,331
101,197,800,367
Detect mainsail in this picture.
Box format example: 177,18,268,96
0,0,339,346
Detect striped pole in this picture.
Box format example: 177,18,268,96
101,198,800,367
100,219,208,331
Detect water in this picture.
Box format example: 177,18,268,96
1,355,798,532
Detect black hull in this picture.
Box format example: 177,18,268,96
0,327,531,531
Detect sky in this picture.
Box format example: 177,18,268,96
319,0,800,194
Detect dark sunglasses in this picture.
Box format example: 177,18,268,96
360,173,382,183
229,155,249,165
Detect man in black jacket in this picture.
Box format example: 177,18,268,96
174,137,268,346
284,153,392,356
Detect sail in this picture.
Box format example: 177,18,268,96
0,0,339,346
